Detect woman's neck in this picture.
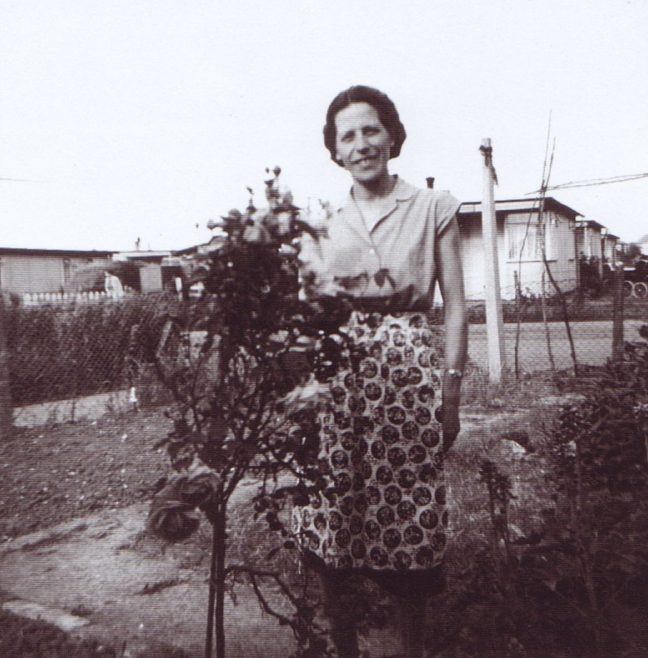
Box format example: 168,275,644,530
352,172,397,202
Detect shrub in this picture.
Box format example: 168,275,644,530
451,329,648,657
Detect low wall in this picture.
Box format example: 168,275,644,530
12,390,133,428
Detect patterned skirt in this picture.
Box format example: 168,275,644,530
296,311,448,571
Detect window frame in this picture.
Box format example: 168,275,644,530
505,216,554,263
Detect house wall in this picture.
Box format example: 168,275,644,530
457,214,502,300
602,237,617,262
458,210,577,300
139,264,163,292
505,210,577,298
0,254,111,294
576,227,603,260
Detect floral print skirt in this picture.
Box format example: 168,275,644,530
296,311,448,571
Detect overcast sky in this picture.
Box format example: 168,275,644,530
1,0,647,251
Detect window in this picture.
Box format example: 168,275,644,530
506,220,551,261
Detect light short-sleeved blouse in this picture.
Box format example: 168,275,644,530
300,177,460,310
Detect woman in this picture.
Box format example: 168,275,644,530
298,85,467,658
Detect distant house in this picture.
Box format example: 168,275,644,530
0,247,114,295
601,230,619,264
575,219,606,275
457,197,581,300
616,241,630,257
113,250,173,292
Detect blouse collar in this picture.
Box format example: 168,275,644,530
337,176,417,239
340,176,416,209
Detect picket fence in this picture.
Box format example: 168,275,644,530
22,290,127,306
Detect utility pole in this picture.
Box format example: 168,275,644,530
480,138,505,382
0,293,12,438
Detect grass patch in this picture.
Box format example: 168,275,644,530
461,362,560,411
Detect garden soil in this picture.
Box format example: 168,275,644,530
0,406,540,657
0,411,300,657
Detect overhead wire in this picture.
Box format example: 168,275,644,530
527,171,648,194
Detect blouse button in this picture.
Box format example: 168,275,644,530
369,248,376,255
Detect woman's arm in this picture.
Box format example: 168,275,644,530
435,215,468,451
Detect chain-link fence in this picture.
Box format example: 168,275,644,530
458,273,648,376
5,293,178,424
4,281,648,426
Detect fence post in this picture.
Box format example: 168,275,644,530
611,263,624,361
0,293,13,438
480,138,506,383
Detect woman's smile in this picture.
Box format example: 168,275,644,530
354,155,378,165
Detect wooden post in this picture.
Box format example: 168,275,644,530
541,270,556,372
611,263,624,361
480,139,505,382
513,270,521,380
0,293,13,438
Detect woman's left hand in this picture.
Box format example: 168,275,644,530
441,402,461,454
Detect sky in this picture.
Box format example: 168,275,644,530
1,0,647,251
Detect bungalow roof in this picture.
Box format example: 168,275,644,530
576,219,606,231
458,196,582,220
0,247,114,258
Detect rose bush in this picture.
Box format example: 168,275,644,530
149,167,362,658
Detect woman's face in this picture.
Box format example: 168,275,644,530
334,102,393,185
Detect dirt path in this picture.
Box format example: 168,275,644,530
0,500,297,658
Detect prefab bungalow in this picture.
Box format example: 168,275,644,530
112,250,173,292
0,247,114,295
601,231,619,265
457,197,581,301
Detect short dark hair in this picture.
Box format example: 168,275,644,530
323,85,407,166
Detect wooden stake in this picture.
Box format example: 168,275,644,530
480,139,506,382
0,294,13,439
513,270,521,381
